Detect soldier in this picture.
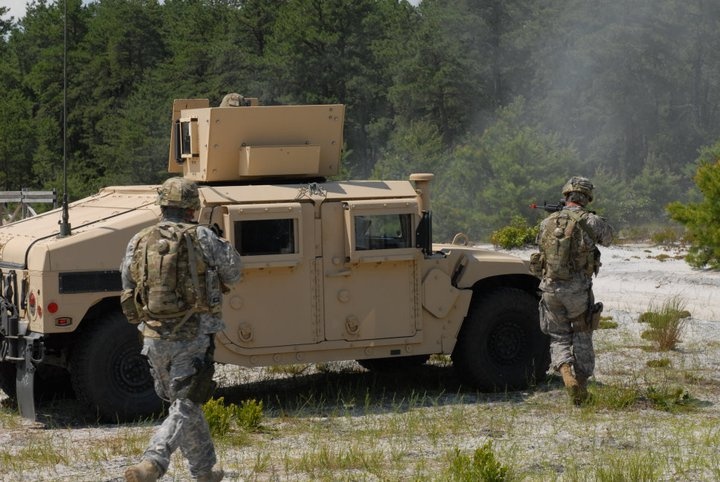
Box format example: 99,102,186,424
121,177,241,482
535,176,613,405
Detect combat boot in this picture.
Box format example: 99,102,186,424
124,459,160,482
559,363,582,404
196,464,224,482
575,375,590,405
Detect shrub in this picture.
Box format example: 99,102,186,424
203,397,234,437
490,215,538,249
203,397,265,438
638,297,690,351
237,399,264,431
446,441,509,482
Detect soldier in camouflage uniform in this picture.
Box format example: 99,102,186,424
121,177,241,482
536,176,613,405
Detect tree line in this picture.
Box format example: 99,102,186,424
1,0,720,242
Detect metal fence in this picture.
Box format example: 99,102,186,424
0,189,58,224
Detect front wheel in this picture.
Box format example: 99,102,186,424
71,311,162,421
452,287,550,391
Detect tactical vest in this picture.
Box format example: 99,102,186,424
129,222,211,321
538,209,597,280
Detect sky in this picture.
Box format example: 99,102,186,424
1,0,28,21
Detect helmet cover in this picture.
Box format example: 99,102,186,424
562,176,594,203
157,177,200,210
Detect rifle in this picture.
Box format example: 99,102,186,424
529,200,565,212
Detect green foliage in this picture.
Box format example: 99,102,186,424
446,442,509,482
646,358,671,369
203,397,234,437
434,98,573,241
1,0,720,240
650,226,685,246
490,215,538,249
594,452,660,482
645,385,695,413
587,382,697,413
203,396,265,438
236,398,264,432
597,316,618,330
668,144,720,269
638,297,691,351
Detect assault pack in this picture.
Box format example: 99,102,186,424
531,209,599,280
124,222,211,324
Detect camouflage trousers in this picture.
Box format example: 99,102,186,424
140,335,216,477
539,288,595,380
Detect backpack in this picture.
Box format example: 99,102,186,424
536,209,596,280
130,222,208,320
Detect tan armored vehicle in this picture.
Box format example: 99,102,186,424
0,95,549,421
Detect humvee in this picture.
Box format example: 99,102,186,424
0,95,549,421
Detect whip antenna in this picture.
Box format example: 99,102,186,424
58,0,71,237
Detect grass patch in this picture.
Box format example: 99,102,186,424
292,444,385,477
597,315,618,329
638,297,690,351
445,441,510,482
587,381,699,413
203,396,266,442
594,451,661,481
646,358,671,368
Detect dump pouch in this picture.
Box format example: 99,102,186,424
120,289,143,324
529,252,545,278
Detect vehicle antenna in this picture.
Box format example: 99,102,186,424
58,0,71,237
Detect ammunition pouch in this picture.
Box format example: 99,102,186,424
187,336,217,404
205,267,222,313
529,252,544,278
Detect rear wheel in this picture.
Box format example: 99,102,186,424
452,287,550,391
71,311,162,421
357,355,430,372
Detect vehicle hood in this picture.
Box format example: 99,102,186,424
0,186,159,270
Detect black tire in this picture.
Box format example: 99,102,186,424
452,287,550,391
0,361,16,399
357,355,430,372
70,311,162,422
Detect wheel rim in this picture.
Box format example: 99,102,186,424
488,320,527,365
114,345,153,394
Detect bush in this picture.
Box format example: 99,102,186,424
236,399,264,431
203,397,234,437
203,397,265,438
490,215,538,249
446,441,509,482
638,297,690,351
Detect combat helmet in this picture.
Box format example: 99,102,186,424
157,177,200,210
562,176,594,203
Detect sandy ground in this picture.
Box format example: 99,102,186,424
1,243,719,481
